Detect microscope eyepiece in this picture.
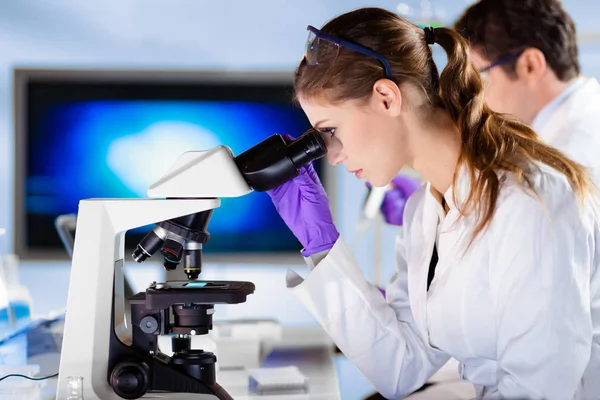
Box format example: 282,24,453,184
287,129,326,169
234,129,327,192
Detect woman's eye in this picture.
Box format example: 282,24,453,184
321,128,336,137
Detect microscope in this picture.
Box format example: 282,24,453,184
56,130,326,399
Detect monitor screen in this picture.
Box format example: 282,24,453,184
14,69,327,261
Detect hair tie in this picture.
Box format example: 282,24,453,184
423,26,435,45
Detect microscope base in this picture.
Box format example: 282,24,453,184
107,281,255,399
109,318,233,400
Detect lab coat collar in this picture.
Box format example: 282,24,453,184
424,164,473,213
424,165,510,231
531,76,587,134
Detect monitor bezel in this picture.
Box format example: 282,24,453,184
13,67,337,264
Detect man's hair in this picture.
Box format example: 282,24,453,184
454,0,579,81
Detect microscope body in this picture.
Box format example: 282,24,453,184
57,147,252,399
57,132,327,399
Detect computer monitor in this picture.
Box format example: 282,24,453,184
13,68,334,263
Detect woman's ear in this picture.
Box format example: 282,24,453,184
372,79,402,117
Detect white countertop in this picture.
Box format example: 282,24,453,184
32,325,341,400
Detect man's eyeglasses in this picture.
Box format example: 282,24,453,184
305,25,393,79
479,50,525,79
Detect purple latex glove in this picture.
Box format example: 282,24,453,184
368,174,422,226
266,135,339,257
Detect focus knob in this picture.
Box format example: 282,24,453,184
109,361,149,399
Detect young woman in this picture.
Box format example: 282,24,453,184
266,7,600,400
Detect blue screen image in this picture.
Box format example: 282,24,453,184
26,99,314,254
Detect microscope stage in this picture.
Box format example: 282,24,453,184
142,280,256,308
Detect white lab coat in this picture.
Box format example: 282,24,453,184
286,163,600,400
408,75,600,399
533,76,600,187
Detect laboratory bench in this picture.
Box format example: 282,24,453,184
6,262,472,399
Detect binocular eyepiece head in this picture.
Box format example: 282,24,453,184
234,129,327,192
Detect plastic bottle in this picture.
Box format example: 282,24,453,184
0,229,11,342
0,232,32,366
2,254,32,332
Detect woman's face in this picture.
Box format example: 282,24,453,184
298,88,410,187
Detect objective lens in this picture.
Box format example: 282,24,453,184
132,229,165,262
161,239,184,271
183,244,202,280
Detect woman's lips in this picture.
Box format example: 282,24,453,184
352,169,363,178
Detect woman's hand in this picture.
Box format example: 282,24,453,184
266,161,339,257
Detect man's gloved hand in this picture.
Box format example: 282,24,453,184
266,137,339,257
369,174,422,226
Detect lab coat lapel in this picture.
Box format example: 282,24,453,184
407,182,439,339
407,171,471,340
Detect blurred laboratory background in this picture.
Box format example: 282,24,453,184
0,1,600,399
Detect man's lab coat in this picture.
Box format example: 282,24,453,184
532,77,600,187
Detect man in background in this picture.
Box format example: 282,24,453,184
454,0,600,185
380,0,600,227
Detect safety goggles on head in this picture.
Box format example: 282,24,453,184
305,25,394,79
478,49,525,80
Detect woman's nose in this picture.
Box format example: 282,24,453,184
326,147,346,165
323,134,345,165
